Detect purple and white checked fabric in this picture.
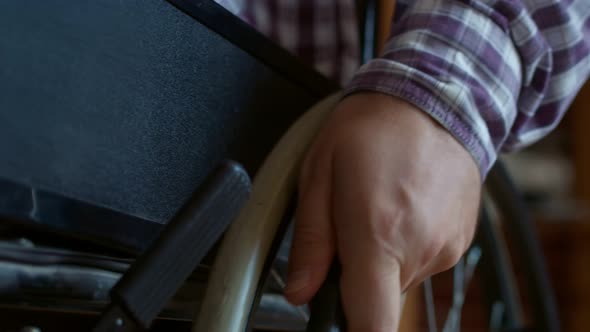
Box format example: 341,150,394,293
216,0,590,177
216,0,360,83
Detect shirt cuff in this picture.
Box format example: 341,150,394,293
344,0,525,178
344,63,491,177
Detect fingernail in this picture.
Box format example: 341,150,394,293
285,270,310,294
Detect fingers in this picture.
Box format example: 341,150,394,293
285,152,335,305
340,256,402,332
331,148,403,332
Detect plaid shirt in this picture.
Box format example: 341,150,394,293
217,0,590,177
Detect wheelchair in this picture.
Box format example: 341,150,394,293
0,1,560,331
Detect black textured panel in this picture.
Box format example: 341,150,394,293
0,0,336,225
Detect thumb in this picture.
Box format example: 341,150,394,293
285,161,335,305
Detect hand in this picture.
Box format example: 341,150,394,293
285,92,481,331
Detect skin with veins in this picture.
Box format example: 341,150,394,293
285,92,481,331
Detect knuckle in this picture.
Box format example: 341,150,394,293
367,204,404,255
441,244,465,270
421,236,445,266
369,201,404,236
293,223,328,250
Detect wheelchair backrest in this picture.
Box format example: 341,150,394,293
0,0,337,249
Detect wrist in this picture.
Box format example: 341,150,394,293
338,92,481,185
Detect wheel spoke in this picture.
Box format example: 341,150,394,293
442,246,482,332
489,301,506,331
423,277,438,332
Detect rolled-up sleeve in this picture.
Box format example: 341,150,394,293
345,0,590,177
